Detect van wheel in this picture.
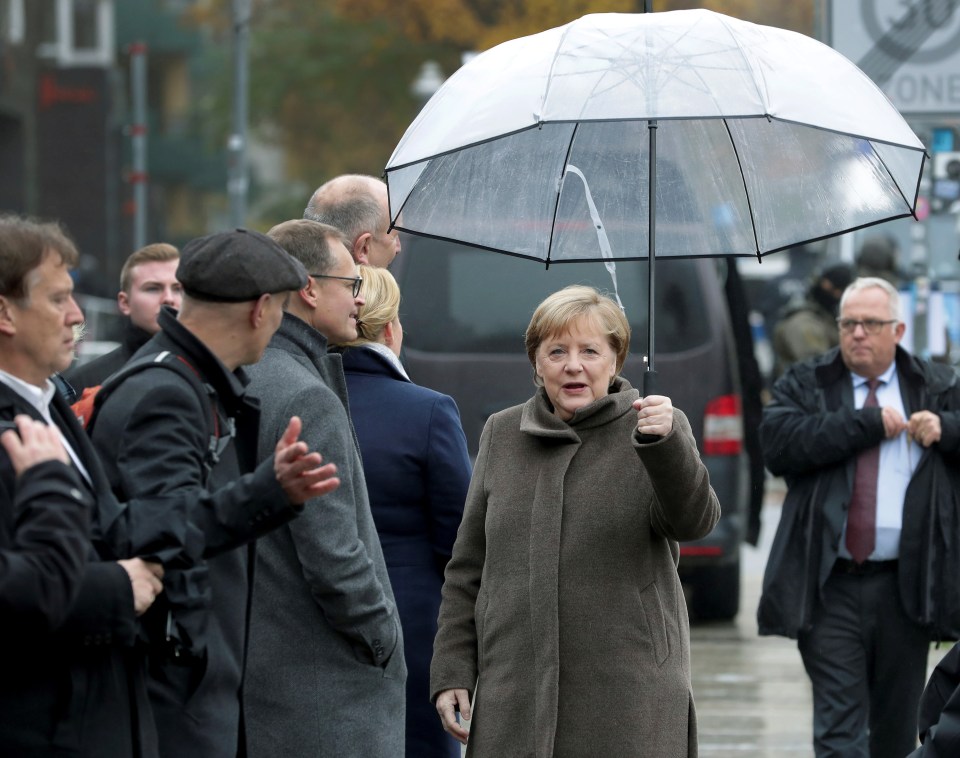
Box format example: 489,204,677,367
688,560,740,622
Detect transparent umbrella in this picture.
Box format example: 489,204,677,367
385,9,926,392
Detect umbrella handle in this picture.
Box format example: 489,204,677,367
638,368,661,444
642,367,657,396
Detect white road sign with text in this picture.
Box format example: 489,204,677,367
831,0,960,115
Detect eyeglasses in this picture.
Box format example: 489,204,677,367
310,274,363,298
836,318,897,335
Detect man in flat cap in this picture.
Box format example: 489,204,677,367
304,174,401,267
89,228,341,758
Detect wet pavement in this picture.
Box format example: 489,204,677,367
691,479,812,756
691,479,954,757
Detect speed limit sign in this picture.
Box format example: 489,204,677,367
830,0,960,115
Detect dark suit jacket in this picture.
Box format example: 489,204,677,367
0,382,156,757
0,455,90,632
340,344,471,758
758,346,960,640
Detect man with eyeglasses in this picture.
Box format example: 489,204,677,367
242,219,406,758
758,276,960,758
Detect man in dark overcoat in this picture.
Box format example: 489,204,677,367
90,228,341,758
242,219,406,757
0,214,165,756
759,276,960,758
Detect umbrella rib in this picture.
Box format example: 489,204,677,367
868,141,922,217
722,118,762,261
541,21,579,121
546,123,582,269
713,13,770,114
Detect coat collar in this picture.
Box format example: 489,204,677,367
150,307,251,413
337,344,410,383
814,344,956,394
269,312,329,371
121,319,154,354
520,376,639,441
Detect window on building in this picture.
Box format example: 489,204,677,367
36,0,113,66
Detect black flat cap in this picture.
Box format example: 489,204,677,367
177,228,308,302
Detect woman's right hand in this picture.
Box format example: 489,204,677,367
435,687,471,745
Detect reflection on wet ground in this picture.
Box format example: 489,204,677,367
691,481,953,757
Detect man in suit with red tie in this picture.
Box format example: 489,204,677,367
757,276,960,758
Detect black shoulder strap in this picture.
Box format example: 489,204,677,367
86,351,225,484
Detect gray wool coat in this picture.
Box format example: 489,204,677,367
431,378,720,758
242,314,406,757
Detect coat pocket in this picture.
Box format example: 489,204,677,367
639,582,670,667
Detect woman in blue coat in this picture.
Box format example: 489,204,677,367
336,265,471,758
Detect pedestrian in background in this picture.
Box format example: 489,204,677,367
65,242,182,397
90,228,339,758
303,174,401,268
856,233,903,287
335,264,471,758
0,214,164,757
771,263,853,379
244,219,406,758
758,276,960,758
432,285,720,757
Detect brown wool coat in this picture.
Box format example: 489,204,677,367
431,378,721,758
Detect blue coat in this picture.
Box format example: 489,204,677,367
340,345,471,758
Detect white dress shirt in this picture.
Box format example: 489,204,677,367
839,362,921,561
0,369,91,484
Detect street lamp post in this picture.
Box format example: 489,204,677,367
228,0,251,228
129,41,148,250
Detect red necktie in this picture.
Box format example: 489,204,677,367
846,378,880,564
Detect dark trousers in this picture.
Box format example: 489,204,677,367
798,564,929,758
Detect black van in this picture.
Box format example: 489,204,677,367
391,234,749,620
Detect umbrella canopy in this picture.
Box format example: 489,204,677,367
386,9,925,264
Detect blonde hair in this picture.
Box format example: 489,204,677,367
525,285,630,386
342,264,400,345
120,242,179,293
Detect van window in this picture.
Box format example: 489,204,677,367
397,237,711,355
